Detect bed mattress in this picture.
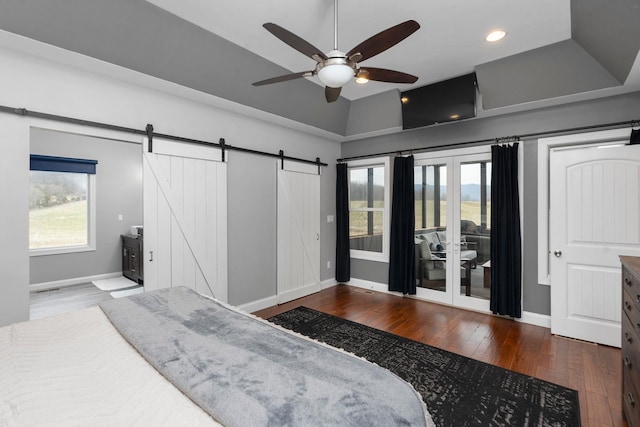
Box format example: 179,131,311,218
0,306,220,426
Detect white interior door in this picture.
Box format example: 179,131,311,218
550,143,640,347
143,138,228,302
277,161,320,304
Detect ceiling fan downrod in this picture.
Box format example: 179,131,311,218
333,0,339,51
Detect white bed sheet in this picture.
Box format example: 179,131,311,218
0,306,221,427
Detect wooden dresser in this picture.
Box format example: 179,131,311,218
122,234,143,285
622,256,640,426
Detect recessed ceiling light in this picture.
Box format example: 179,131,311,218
450,114,460,120
485,30,506,42
401,96,409,104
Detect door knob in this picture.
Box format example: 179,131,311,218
553,250,562,257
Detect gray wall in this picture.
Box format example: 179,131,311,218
29,129,143,285
227,149,339,307
342,91,640,315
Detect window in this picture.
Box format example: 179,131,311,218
29,155,97,255
348,157,390,261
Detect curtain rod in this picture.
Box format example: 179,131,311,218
337,118,640,163
0,105,328,168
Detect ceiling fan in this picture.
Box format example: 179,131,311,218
252,0,420,103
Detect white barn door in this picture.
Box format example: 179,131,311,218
143,138,228,302
550,143,640,347
277,161,321,304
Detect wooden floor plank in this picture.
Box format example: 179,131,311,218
253,284,626,427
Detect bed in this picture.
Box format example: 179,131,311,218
1,286,434,426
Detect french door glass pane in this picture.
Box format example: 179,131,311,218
459,161,491,299
415,164,447,292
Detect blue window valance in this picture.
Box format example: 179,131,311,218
30,155,98,174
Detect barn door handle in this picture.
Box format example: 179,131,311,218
149,251,154,262
553,250,562,257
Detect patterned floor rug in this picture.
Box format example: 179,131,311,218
268,306,581,427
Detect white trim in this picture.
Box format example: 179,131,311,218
236,295,279,314
29,244,95,257
276,283,322,305
30,271,122,292
344,280,552,329
320,278,338,290
29,172,97,256
235,279,337,313
537,127,631,286
0,30,346,143
347,278,403,295
517,311,551,328
347,156,391,263
413,144,491,160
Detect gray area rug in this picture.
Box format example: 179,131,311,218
268,306,581,427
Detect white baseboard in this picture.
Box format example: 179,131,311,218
344,279,552,330
237,295,279,314
346,278,404,296
320,278,338,290
30,272,123,292
237,279,338,314
518,311,551,328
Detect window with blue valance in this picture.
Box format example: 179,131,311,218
30,155,98,174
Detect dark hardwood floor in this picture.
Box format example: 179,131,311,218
254,284,624,427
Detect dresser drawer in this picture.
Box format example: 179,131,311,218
624,290,640,336
625,266,640,306
625,373,640,427
623,313,640,385
622,257,640,427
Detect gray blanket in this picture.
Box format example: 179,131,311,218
100,287,431,427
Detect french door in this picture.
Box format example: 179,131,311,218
414,152,492,312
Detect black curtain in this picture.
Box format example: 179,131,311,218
389,155,416,294
336,163,350,282
490,143,522,317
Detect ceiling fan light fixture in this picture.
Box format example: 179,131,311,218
317,63,354,88
355,69,370,84
485,30,506,42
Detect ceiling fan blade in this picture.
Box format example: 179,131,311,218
362,67,418,84
263,23,328,61
252,71,312,86
347,20,420,63
325,86,341,103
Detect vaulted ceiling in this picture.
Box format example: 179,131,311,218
0,0,639,139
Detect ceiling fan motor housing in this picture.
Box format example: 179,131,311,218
316,50,357,88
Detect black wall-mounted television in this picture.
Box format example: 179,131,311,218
401,73,477,130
